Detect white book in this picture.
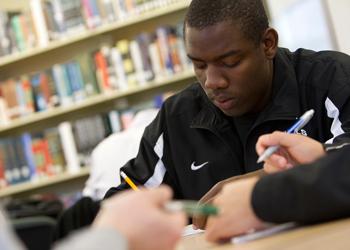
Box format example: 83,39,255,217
110,47,129,91
58,122,80,173
130,40,147,86
30,0,49,47
0,97,10,126
148,43,164,80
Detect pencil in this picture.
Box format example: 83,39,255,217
120,171,139,191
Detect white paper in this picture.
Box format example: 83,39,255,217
182,224,205,237
231,222,297,244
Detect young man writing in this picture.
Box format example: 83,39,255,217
106,0,350,203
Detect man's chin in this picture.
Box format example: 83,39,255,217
221,108,247,117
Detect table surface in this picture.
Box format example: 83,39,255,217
177,218,350,250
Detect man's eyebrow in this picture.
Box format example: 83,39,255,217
187,49,240,62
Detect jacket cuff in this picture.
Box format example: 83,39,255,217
323,142,350,153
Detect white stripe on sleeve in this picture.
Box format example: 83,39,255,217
325,97,345,144
144,133,166,188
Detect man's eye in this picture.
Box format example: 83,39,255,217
222,60,240,68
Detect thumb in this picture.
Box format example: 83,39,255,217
147,186,173,206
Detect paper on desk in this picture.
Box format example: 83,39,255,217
231,222,297,244
182,224,205,236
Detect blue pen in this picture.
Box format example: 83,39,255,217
257,109,315,163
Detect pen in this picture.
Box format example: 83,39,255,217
164,200,219,216
120,171,139,191
257,109,315,163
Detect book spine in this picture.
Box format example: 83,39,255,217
130,40,147,86
94,50,112,92
58,121,80,173
30,0,49,46
52,64,73,106
110,47,128,91
0,140,7,187
30,73,48,112
20,133,37,180
108,110,122,133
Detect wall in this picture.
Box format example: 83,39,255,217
266,0,350,54
325,0,350,54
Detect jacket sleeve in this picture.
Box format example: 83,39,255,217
104,106,181,199
324,53,350,145
54,228,127,250
251,145,350,224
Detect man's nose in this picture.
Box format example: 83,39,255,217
204,66,227,90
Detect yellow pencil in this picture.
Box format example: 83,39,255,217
120,171,139,191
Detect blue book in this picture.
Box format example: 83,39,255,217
65,62,85,101
52,65,73,106
30,73,47,112
20,133,37,180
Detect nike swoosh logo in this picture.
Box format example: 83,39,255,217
191,161,209,171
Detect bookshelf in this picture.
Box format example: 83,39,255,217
0,0,194,198
0,167,90,198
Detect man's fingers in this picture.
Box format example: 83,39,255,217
148,186,173,205
256,131,300,156
205,216,233,242
192,215,208,230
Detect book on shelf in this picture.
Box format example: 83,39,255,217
13,136,31,183
116,39,138,88
108,110,121,133
64,61,86,102
44,127,66,174
75,53,100,96
0,140,6,188
30,0,49,47
58,121,80,174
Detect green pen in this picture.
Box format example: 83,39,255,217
164,200,219,216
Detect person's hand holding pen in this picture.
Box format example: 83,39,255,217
205,176,264,242
256,131,325,173
94,186,186,250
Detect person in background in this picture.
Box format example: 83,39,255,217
1,187,185,250
105,0,350,211
83,108,159,200
205,132,350,242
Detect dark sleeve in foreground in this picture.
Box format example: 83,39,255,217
252,146,350,224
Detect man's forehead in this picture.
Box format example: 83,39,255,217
185,23,248,61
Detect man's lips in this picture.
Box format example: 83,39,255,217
213,97,237,111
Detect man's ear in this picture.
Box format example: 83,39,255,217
262,28,278,59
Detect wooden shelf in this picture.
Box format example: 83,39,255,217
0,167,90,198
0,69,196,136
0,0,190,68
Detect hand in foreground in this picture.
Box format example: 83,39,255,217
192,170,266,230
93,186,186,250
256,131,325,173
205,177,264,242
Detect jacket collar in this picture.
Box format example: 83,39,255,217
255,48,301,124
191,48,302,129
190,87,230,131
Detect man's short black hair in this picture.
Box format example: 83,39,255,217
184,0,269,44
